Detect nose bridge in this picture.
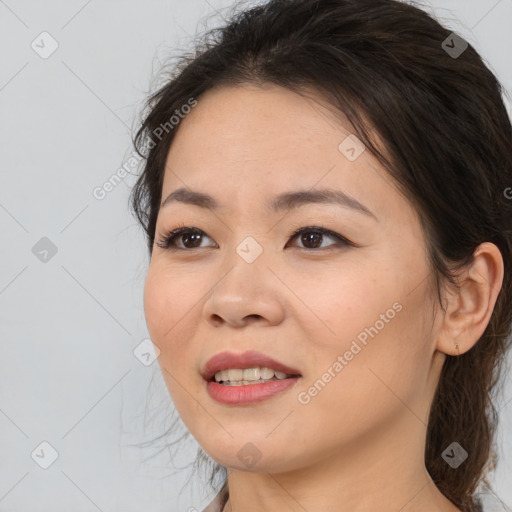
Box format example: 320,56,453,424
217,232,271,295
203,234,285,327
235,232,267,265
219,204,272,265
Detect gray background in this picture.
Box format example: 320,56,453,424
0,0,511,510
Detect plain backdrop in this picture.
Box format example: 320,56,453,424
0,0,511,510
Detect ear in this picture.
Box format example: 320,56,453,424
436,242,504,356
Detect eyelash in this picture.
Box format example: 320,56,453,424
155,223,355,252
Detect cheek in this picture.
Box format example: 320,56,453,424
291,304,432,453
143,264,199,363
293,260,432,397
334,291,432,415
143,266,205,414
288,263,394,352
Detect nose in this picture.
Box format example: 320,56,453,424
202,265,286,329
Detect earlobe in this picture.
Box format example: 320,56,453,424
436,242,504,356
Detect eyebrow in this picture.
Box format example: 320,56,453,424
160,187,377,221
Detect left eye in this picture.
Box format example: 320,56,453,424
287,226,352,250
155,226,353,251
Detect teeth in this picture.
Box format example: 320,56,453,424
214,367,293,383
260,367,275,379
242,367,260,381
228,369,244,381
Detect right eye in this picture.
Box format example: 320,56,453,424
156,226,217,251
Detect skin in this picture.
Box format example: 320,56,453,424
143,83,504,512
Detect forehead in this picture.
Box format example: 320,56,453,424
160,84,412,225
167,83,354,159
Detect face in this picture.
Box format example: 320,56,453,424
144,83,444,473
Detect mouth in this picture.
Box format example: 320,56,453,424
210,367,301,386
201,350,302,386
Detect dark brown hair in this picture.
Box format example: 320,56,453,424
129,0,512,510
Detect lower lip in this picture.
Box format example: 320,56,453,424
206,377,301,405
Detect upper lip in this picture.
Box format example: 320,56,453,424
201,350,302,381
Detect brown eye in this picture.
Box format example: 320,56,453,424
156,227,216,250
156,225,353,251
286,226,352,250
297,230,324,249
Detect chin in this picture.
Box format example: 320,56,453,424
203,440,297,474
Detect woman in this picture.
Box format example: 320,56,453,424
130,0,512,510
